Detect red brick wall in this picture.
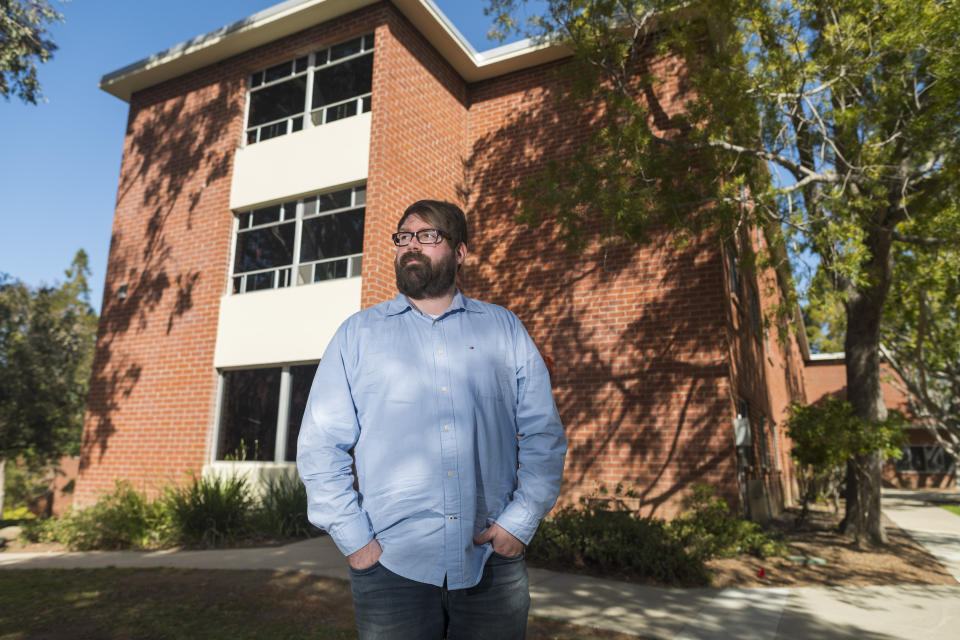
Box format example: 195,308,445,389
77,5,393,504
362,5,468,307
723,229,807,514
804,358,956,489
459,52,741,517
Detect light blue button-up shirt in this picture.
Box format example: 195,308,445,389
297,291,566,589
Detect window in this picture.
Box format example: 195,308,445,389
232,184,365,294
726,240,739,295
216,363,319,462
757,414,769,468
895,446,957,474
748,285,762,335
246,33,374,145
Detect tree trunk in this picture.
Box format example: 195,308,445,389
0,458,6,519
840,223,895,546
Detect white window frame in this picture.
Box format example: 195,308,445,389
230,184,366,295
210,363,319,464
244,33,375,146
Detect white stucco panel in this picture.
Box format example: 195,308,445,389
229,112,371,210
213,277,361,368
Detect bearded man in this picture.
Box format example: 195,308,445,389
297,199,567,640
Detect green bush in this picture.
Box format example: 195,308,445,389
668,484,786,560
528,499,710,586
249,473,317,538
26,481,167,551
165,474,253,548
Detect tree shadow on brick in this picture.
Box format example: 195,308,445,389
457,61,746,516
82,79,240,473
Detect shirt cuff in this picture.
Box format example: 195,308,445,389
494,502,542,546
329,512,375,556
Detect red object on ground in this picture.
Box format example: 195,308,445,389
757,567,766,578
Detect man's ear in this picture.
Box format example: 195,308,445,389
455,242,468,266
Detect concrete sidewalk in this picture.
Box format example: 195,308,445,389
2,488,959,639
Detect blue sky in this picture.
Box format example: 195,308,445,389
0,0,536,313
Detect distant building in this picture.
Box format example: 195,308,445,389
78,0,811,519
805,354,957,489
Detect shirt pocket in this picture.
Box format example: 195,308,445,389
463,345,512,400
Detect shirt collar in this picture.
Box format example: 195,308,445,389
384,290,484,317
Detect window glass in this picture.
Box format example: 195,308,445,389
248,76,307,127
217,368,281,461
251,204,282,227
324,101,358,124
234,222,295,273
314,259,349,282
895,445,957,473
317,188,352,212
264,60,293,83
312,53,373,110
300,210,364,262
286,364,318,461
330,36,363,61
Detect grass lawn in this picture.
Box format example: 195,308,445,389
0,568,642,640
941,504,960,517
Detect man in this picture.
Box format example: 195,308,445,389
297,199,567,639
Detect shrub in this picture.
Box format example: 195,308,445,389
784,398,907,524
669,484,787,560
29,481,166,551
249,473,317,538
165,474,252,548
528,499,710,586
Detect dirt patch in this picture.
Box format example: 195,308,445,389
706,507,957,588
525,505,957,589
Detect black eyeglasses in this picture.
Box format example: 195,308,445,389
392,229,448,246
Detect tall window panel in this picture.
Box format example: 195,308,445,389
216,363,319,463
217,368,282,461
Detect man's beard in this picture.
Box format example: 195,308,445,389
395,250,457,299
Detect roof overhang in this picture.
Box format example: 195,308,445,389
100,0,570,102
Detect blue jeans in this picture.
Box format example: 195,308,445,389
349,552,530,640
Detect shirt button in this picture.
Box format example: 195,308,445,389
448,515,456,520
441,386,447,392
443,425,451,431
437,349,444,355
447,471,454,477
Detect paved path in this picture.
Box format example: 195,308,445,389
2,488,959,639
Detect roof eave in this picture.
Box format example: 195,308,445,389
99,0,569,102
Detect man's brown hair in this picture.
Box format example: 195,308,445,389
397,200,468,250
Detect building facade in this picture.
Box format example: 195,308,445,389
78,0,809,518
805,355,957,489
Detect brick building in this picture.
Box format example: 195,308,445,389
805,355,957,489
79,0,809,519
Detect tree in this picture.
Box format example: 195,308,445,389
0,0,64,104
784,397,905,526
484,0,960,543
0,250,98,515
880,203,960,463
